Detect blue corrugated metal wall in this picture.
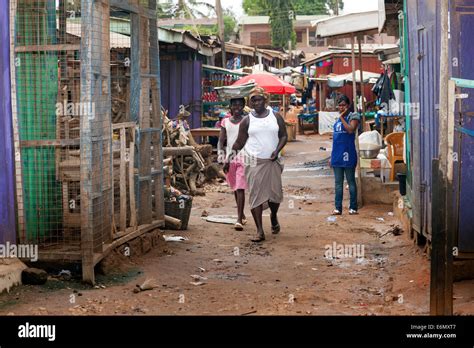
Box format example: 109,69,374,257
407,0,474,252
0,2,17,244
407,0,441,238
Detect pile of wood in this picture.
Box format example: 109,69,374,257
162,109,225,196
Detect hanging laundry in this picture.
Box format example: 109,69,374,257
372,70,394,107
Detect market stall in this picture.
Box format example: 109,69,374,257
198,65,246,144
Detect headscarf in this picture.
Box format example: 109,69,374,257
248,86,269,101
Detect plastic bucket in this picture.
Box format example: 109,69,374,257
397,173,407,196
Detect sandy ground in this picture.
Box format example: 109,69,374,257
0,134,472,316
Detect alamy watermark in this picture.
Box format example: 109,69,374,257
0,242,38,262
379,101,420,119
218,149,258,168
324,242,365,259
56,100,96,120
18,322,55,341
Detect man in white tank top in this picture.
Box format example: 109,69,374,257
224,87,288,242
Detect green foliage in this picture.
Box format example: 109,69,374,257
243,0,344,16
326,0,344,15
156,1,236,42
242,0,345,48
242,0,267,15
158,0,216,19
223,14,237,41
181,14,235,41
292,0,329,14
267,0,295,49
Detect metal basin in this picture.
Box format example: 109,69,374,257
359,149,380,159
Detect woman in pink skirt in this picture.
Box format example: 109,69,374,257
219,98,248,230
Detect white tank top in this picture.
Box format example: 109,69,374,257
244,107,279,159
222,117,242,156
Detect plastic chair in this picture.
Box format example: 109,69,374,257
384,132,405,181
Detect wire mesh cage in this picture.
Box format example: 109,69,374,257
10,0,164,283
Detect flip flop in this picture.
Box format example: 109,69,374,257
251,233,265,243
271,224,280,234
234,222,244,231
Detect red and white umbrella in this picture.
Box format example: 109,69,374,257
232,73,296,95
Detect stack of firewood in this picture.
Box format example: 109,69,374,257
162,109,225,196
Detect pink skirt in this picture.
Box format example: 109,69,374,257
226,159,247,191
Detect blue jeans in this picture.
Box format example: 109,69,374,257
333,167,357,211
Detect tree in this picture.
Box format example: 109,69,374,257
267,0,295,49
223,13,237,41
181,13,236,41
242,0,266,15
242,0,345,49
325,0,344,15
243,0,344,16
158,0,216,19
292,0,329,14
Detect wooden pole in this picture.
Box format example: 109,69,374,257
288,40,292,66
319,82,323,112
120,127,127,232
165,215,182,229
129,141,137,229
216,0,226,68
357,35,367,130
430,0,453,315
80,0,113,284
351,35,363,208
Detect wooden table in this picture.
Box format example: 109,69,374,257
298,113,318,135
190,128,220,143
376,113,403,139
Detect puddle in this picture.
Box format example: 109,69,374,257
284,158,332,178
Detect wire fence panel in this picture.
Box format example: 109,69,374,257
14,0,66,247
11,0,164,283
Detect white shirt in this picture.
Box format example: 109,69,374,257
244,107,279,160
222,117,242,158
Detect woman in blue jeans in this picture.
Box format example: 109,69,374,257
331,95,360,215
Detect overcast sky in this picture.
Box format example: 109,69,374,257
214,0,380,19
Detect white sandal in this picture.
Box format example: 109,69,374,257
234,222,244,231
332,209,342,215
349,209,358,215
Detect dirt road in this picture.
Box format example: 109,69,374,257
1,134,472,315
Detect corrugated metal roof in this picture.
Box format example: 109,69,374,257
63,18,218,55
382,56,401,64
301,44,397,66
259,48,289,60
311,10,386,38
326,70,381,87
218,43,287,62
